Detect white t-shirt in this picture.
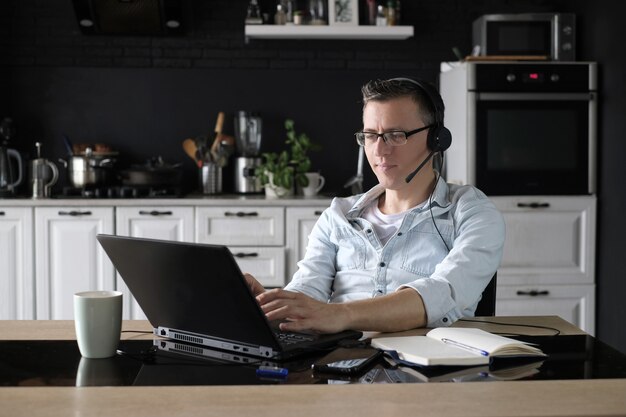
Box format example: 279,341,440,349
362,199,425,245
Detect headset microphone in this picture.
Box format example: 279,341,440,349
405,150,435,183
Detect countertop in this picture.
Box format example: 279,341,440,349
0,194,335,207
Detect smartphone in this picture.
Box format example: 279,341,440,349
312,348,383,375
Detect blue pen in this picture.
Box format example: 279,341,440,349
441,338,489,356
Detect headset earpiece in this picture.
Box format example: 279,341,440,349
427,125,452,152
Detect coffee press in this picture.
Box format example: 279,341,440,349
233,111,263,194
30,142,59,199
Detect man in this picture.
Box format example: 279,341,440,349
245,77,505,334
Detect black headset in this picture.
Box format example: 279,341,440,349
389,77,452,251
389,77,452,153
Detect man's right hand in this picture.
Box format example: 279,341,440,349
243,273,266,297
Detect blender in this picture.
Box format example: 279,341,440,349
233,111,263,194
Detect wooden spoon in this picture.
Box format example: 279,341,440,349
182,138,202,167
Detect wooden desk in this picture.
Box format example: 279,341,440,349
1,317,624,417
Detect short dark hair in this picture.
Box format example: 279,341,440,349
361,78,436,125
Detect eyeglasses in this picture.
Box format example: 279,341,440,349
355,125,434,147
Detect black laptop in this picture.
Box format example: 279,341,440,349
97,234,362,360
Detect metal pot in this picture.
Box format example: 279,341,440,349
59,147,116,188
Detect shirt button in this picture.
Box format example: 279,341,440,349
366,229,372,233
379,262,386,267
397,232,403,236
442,317,448,323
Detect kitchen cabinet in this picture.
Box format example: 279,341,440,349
115,206,195,319
34,206,115,319
285,206,327,281
196,206,286,287
0,206,34,319
496,284,594,335
491,196,596,334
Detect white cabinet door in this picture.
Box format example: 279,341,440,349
35,207,115,319
496,284,595,335
230,246,285,288
115,206,194,319
491,196,596,286
0,207,34,319
196,206,284,246
285,206,327,281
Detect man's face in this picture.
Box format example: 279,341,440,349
362,96,432,190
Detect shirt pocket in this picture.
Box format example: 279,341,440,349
333,226,366,271
400,219,454,277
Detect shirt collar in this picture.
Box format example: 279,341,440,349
346,176,451,219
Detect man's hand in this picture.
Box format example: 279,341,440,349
256,289,348,334
243,273,266,297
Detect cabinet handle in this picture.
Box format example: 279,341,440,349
0,211,5,216
233,252,259,258
517,202,550,209
139,210,173,216
224,211,259,217
314,210,323,216
516,290,550,297
58,210,92,216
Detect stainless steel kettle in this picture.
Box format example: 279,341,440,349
0,147,23,197
0,118,23,197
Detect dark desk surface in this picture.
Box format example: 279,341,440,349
1,318,625,417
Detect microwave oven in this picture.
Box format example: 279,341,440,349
473,13,576,61
440,61,596,196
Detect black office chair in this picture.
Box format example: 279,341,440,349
474,272,497,317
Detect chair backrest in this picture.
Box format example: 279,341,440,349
474,272,497,316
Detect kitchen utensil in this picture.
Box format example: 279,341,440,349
214,135,235,168
58,147,116,188
30,142,59,199
62,134,74,156
210,112,225,162
343,146,364,195
182,138,201,167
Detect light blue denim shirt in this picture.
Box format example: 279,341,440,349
284,177,506,327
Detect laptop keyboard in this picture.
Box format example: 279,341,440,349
274,331,316,346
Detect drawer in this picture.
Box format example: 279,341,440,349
491,196,596,285
496,284,595,335
230,246,286,288
196,207,284,246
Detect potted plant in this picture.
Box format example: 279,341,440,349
256,119,317,198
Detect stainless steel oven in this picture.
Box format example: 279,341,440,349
440,61,597,195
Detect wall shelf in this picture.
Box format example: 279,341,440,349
244,25,414,40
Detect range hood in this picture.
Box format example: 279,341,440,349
72,0,185,36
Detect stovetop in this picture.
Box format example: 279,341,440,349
58,186,184,199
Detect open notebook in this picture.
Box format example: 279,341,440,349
371,327,546,367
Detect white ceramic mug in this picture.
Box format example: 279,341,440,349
302,172,325,197
74,291,123,359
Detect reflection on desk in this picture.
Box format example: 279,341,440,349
1,333,625,387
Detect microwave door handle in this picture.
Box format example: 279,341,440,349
477,93,595,101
